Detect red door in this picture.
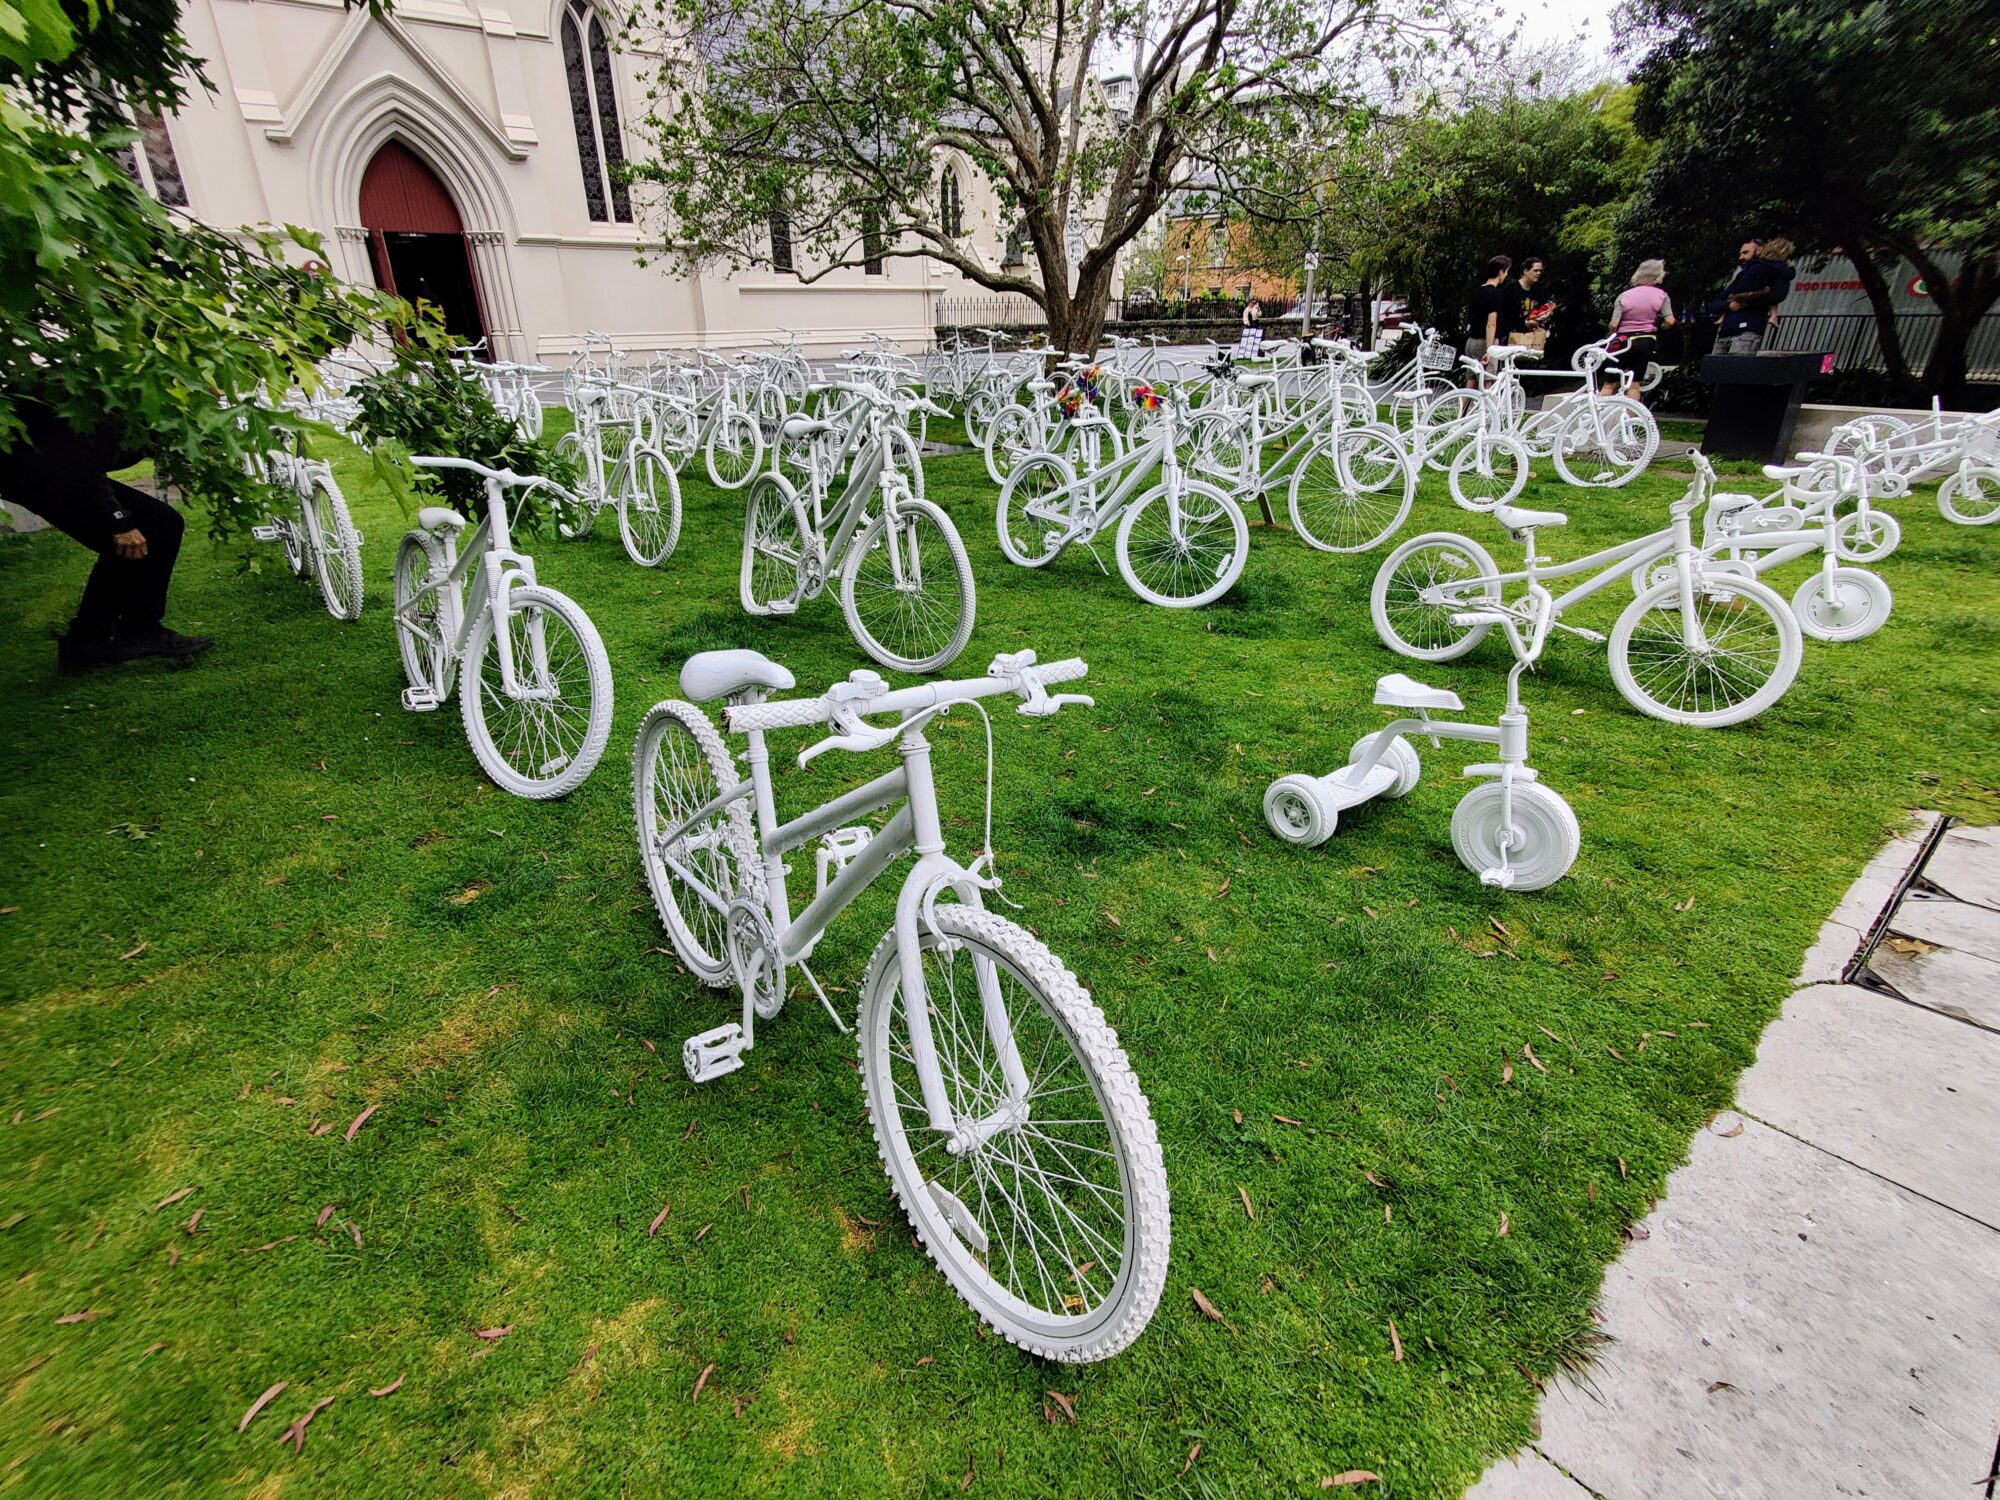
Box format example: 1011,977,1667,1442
359,142,488,345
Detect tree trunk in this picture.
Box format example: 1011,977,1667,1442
1845,240,1919,401
1919,257,1998,410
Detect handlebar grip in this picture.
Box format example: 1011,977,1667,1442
1036,658,1088,685
725,695,832,734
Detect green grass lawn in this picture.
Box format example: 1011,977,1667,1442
1,424,1995,1498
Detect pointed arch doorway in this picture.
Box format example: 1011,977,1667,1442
360,141,487,344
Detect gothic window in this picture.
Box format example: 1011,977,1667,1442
770,208,794,273
118,105,188,207
562,2,632,223
938,168,962,238
1002,220,1030,267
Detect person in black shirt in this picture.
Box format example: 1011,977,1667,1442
1716,236,1795,353
1498,257,1550,347
0,403,212,675
1466,255,1512,362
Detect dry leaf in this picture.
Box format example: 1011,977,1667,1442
1191,1288,1224,1322
1104,912,1122,929
681,1118,697,1141
343,1105,377,1143
1045,1390,1076,1424
1624,1223,1650,1241
1498,1211,1510,1238
1707,1380,1736,1394
54,1309,99,1325
120,941,148,961
238,1381,287,1432
692,1362,716,1403
1362,905,1378,919
1715,1119,1744,1138
649,1203,672,1237
1362,1170,1386,1190
916,1356,934,1368
347,1221,362,1249
695,1222,712,1243
1178,1443,1201,1478
641,1038,657,1053
1488,916,1510,939
1237,1186,1255,1221
241,1236,296,1255
1607,1047,1625,1061
1522,1044,1547,1074
961,1456,976,1491
167,1246,179,1267
236,1080,252,1101
473,1325,513,1342
1587,1181,1596,1203
1323,1474,1382,1488
1216,877,1231,899
185,1208,204,1235
315,1205,336,1231
1272,1114,1301,1126
1536,1025,1563,1046
275,1394,335,1454
368,1374,404,1398
1502,1053,1514,1084
1231,1108,1243,1125
1206,947,1218,963
1388,1319,1403,1362
153,1186,195,1211
1617,1157,1627,1180
1884,936,1936,956
1673,896,1695,913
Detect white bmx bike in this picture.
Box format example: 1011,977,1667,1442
392,457,614,798
632,647,1169,1361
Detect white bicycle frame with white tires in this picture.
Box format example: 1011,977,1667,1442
552,381,684,567
631,648,1169,1362
994,394,1249,608
391,456,613,799
740,384,976,673
247,426,365,622
1370,456,1805,728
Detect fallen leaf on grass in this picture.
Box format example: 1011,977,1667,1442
1498,1212,1510,1238
1617,1157,1627,1180
695,1222,712,1243
692,1362,716,1403
1362,1170,1386,1190
1272,1114,1302,1126
1388,1320,1403,1362
1488,916,1510,939
1178,1443,1201,1478
648,1204,672,1237
1231,1108,1243,1125
236,1081,252,1101
1215,877,1231,899
54,1310,99,1325
347,1221,362,1249
1673,896,1695,913
1607,1047,1625,1061
120,942,148,961
681,1118,697,1142
1537,1026,1564,1047
1191,1288,1224,1322
153,1187,195,1211
474,1326,513,1342
239,1236,297,1255
1322,1474,1381,1488
961,1455,976,1491
185,1208,204,1235
1045,1390,1076,1424
343,1105,376,1143
1706,1380,1736,1394
916,1356,934,1368
238,1381,287,1432
1522,1044,1547,1074
1501,1053,1514,1084
275,1394,335,1453
1362,905,1378,919
368,1374,404,1398
167,1246,179,1267
1104,912,1122,929
1237,1187,1255,1221
309,1122,332,1137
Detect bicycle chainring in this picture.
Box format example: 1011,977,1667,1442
725,899,787,1020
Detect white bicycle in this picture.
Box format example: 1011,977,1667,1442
633,648,1169,1361
392,457,613,798
247,426,364,622
1370,458,1804,728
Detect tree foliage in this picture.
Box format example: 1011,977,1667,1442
0,0,416,540
1619,0,2000,401
626,0,1471,352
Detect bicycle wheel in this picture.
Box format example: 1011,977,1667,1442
1448,435,1530,511
617,447,683,567
1369,531,1502,660
1938,465,2000,525
985,405,1039,485
1115,480,1247,608
1449,781,1580,891
857,903,1170,1363
1288,425,1415,554
741,472,813,615
303,469,364,621
705,410,764,490
1550,397,1657,488
1608,573,1801,728
393,531,453,701
1792,567,1891,642
632,700,759,986
965,390,1002,449
550,432,597,539
887,424,928,501
460,583,614,798
517,386,545,440
1415,390,1477,472
839,496,977,674
997,453,1079,568
1831,508,1900,563
1184,410,1255,491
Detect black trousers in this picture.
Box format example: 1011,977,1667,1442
11,478,184,636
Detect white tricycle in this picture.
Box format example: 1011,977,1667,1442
1266,543,1580,890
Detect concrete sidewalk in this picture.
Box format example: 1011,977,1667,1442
1470,818,2000,1500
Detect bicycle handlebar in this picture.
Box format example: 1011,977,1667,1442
725,654,1089,739
410,455,561,496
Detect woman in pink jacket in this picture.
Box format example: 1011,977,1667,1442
1606,260,1676,400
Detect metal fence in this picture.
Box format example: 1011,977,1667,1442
934,293,1299,332
1767,312,2000,380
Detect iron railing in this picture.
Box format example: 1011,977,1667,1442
1766,311,2000,380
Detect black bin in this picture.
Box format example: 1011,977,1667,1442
1698,351,1828,463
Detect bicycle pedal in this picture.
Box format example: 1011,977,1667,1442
250,524,284,542
1570,627,1607,644
765,599,799,615
683,1023,746,1083
401,687,441,712
1480,867,1518,889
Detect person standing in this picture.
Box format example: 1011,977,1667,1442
1606,259,1676,399
1466,256,1512,363
1715,237,1795,354
0,402,212,675
1500,257,1553,349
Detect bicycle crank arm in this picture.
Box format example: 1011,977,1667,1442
1550,620,1607,644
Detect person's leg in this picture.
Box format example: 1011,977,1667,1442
103,481,184,635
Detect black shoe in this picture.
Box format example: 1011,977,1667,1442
56,630,121,676
121,627,213,662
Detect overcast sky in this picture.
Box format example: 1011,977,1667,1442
1498,0,1623,70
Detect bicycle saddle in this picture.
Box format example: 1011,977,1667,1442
1709,490,1762,513
1761,463,1810,481
781,416,831,440
1236,373,1276,389
418,507,466,532
1374,673,1464,712
680,649,796,703
1492,504,1567,533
